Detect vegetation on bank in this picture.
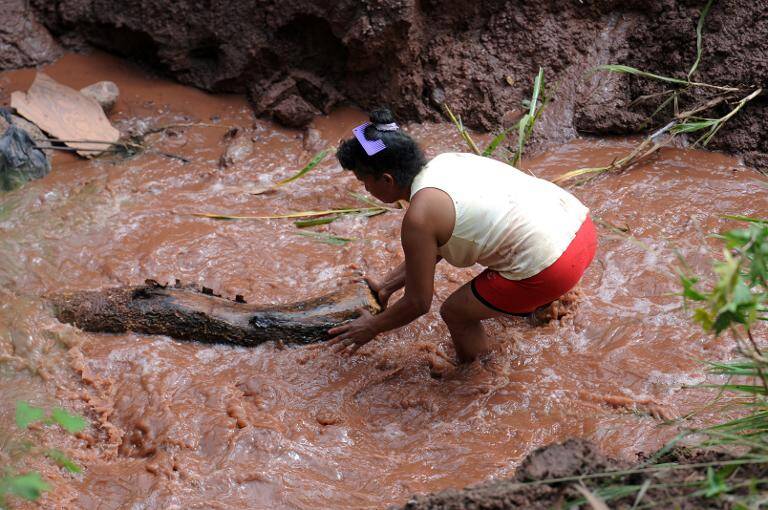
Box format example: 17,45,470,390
512,213,768,509
1,402,86,508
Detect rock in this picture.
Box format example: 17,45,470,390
219,128,253,168
272,95,320,129
79,81,120,113
302,128,325,153
0,0,61,70
12,73,120,158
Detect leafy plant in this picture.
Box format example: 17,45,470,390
444,67,549,166
508,67,548,166
1,401,87,507
510,215,768,508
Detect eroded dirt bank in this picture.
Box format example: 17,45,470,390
16,0,768,170
0,53,766,509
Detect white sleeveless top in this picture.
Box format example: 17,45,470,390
410,152,589,280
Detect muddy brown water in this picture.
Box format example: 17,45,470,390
0,53,766,509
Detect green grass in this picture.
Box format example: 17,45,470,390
446,67,549,166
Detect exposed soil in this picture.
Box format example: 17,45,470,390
396,439,768,510
15,0,768,170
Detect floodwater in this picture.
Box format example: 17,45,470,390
0,53,766,509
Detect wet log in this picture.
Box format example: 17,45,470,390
50,280,381,346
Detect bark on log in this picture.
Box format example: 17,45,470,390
49,280,381,346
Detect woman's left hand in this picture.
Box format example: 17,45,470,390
327,310,379,356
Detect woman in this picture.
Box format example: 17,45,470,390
328,108,597,362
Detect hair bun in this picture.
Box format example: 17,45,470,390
370,108,395,125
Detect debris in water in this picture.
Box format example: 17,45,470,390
11,73,120,157
0,109,50,191
49,279,381,346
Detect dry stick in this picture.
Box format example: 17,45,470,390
442,104,482,155
675,95,728,120
34,145,123,153
140,122,234,137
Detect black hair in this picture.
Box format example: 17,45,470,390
336,108,426,188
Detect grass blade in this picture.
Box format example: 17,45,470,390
722,215,768,224
688,0,715,80
190,207,385,221
294,216,339,228
347,192,393,210
247,149,329,195
482,128,511,157
294,231,356,245
574,483,610,510
529,67,544,118
597,64,690,86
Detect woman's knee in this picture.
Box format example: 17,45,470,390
439,299,457,324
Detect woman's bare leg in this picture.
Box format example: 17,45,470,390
440,282,503,363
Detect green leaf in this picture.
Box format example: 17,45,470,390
294,216,339,228
50,408,87,434
0,472,50,501
45,449,82,473
704,466,730,497
671,119,718,134
529,67,544,118
294,231,356,246
15,401,44,429
274,149,330,187
482,129,511,157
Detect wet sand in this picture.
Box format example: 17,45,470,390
0,52,766,509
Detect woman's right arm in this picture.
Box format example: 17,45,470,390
372,256,441,308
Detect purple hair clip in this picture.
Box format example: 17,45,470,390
353,122,391,156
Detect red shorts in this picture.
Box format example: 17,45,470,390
471,216,597,314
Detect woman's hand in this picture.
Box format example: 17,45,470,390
327,310,379,356
366,278,395,310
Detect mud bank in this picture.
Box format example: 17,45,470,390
1,54,767,508
19,0,768,170
396,440,768,509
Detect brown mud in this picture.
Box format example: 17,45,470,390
51,279,381,346
0,53,767,509
15,0,768,171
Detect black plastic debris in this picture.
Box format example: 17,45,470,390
0,108,50,192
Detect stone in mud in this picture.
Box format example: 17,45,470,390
302,127,325,153
49,280,381,346
272,94,321,129
219,127,253,168
79,81,120,113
